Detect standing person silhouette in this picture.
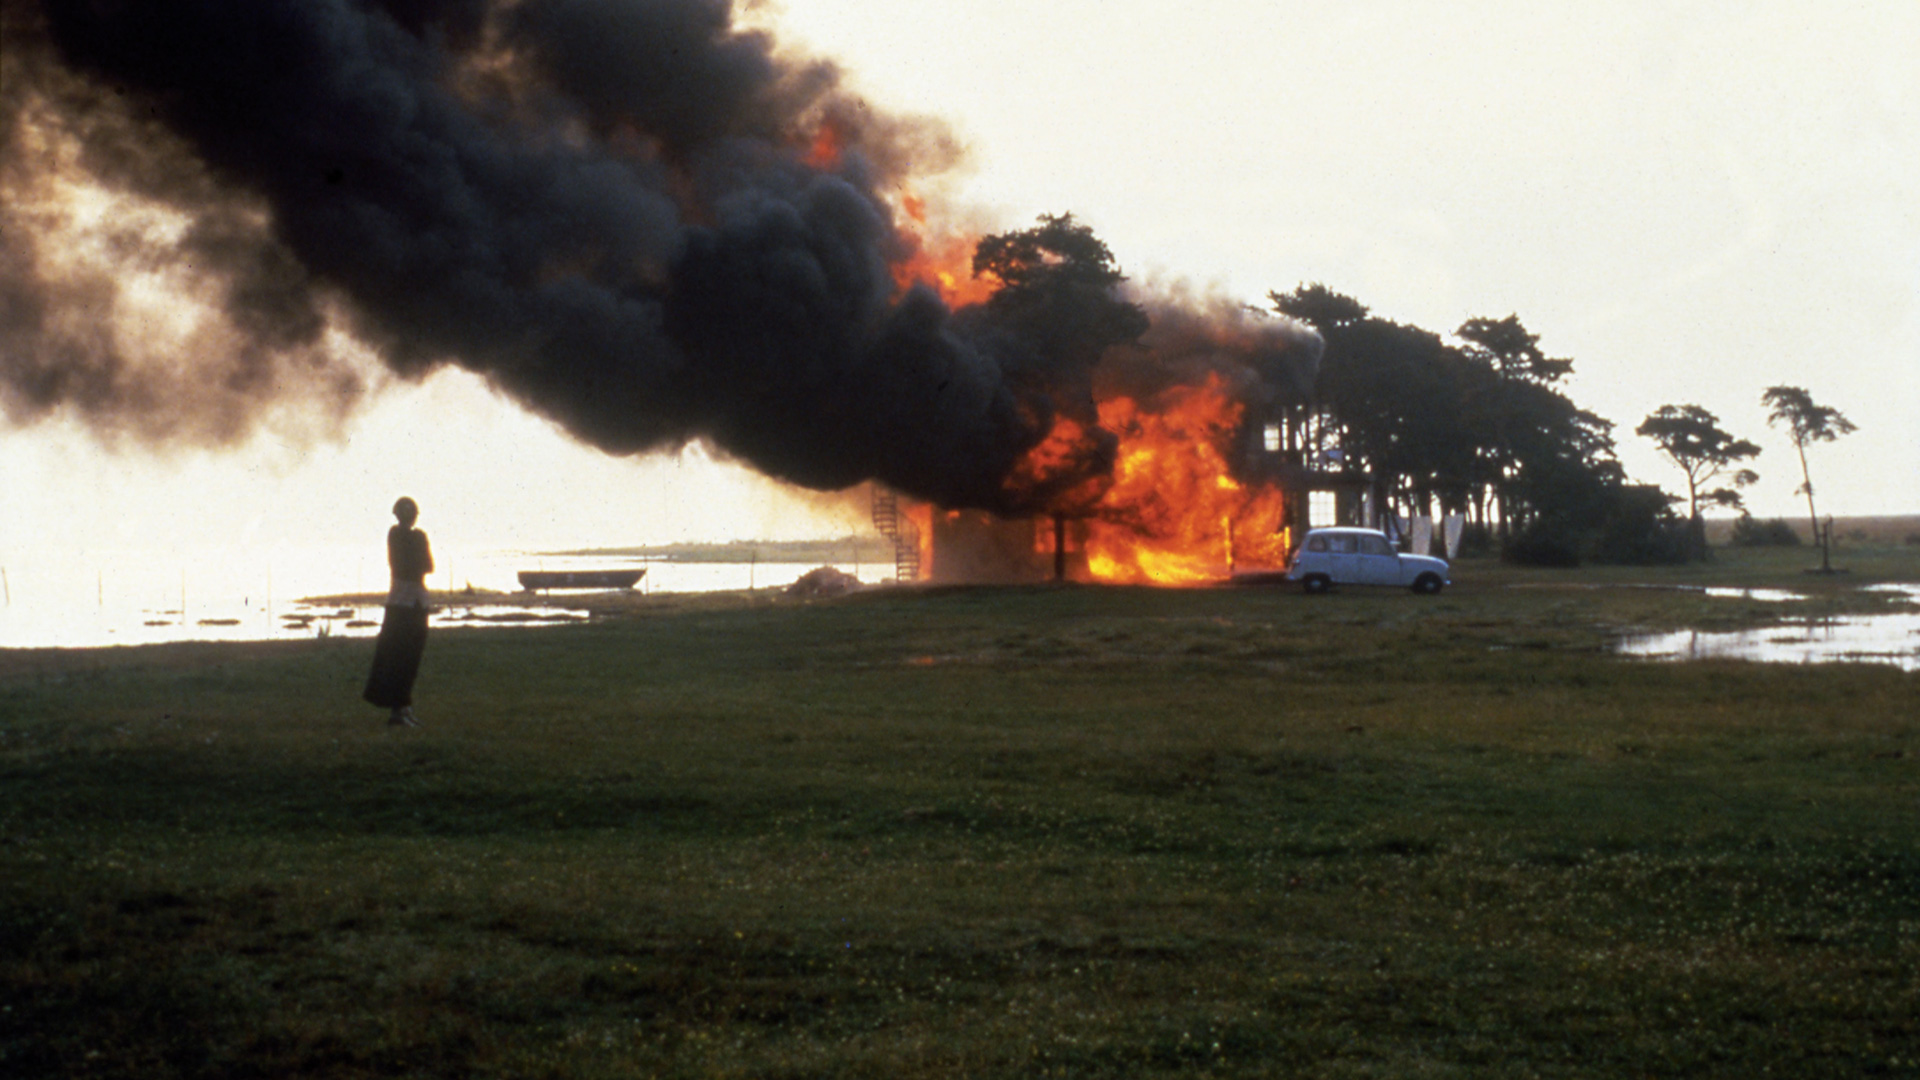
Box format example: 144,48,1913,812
363,497,433,727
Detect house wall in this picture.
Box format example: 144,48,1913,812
928,511,1088,583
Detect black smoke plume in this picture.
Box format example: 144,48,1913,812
1,0,1315,510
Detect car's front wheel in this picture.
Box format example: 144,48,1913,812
1301,574,1332,595
1410,573,1444,595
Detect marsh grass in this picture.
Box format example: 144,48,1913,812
3,548,1918,1077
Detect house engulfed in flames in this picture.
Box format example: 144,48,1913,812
872,376,1373,586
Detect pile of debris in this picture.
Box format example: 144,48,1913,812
784,566,864,598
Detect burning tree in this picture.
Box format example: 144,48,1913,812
973,213,1149,354
954,218,1325,584
971,213,1149,512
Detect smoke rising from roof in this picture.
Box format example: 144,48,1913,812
1,0,1316,511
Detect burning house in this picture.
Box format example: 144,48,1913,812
880,413,1372,587
871,297,1350,586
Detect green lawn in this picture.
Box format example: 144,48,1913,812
3,549,1917,1077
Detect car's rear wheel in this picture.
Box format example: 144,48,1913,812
1301,574,1332,594
1410,573,1444,595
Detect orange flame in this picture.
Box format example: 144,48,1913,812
905,500,934,578
1005,415,1088,490
803,120,844,170
880,187,995,307
1083,379,1289,584
1010,375,1288,585
891,227,995,308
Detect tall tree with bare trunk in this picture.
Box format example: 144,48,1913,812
1761,386,1856,572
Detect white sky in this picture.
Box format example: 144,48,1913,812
3,0,1916,558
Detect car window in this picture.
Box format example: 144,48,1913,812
1328,534,1357,554
1358,535,1393,556
1306,536,1328,552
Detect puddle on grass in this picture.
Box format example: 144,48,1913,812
1508,583,1804,602
1699,586,1803,603
1618,584,1920,671
273,602,593,637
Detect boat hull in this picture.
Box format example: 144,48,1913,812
517,569,645,591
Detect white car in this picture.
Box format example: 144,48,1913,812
1285,527,1450,595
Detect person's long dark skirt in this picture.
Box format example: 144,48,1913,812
363,604,429,708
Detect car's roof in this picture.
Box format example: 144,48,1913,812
1305,526,1388,535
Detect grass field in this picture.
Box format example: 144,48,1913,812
3,546,1917,1077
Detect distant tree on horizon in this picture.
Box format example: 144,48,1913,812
1762,385,1857,572
1636,404,1761,559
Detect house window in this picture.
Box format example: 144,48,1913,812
1309,491,1338,527
1262,423,1281,453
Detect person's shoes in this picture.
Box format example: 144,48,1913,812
389,707,420,728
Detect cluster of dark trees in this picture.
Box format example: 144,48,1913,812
1268,284,1857,565
1268,284,1861,565
1268,285,1677,564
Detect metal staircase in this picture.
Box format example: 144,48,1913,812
870,487,922,583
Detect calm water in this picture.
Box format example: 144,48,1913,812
0,545,892,649
15,549,1914,670
1617,584,1920,672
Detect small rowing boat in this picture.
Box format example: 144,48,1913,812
516,569,646,592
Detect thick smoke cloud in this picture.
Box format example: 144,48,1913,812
1,0,1313,511
0,4,367,445
1103,289,1323,413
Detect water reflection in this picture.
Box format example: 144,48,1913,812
276,602,592,638
1699,586,1803,603
1619,584,1920,671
